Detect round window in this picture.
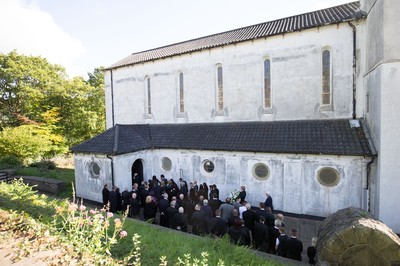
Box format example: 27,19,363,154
90,162,101,177
161,157,172,171
253,163,270,180
317,167,340,187
203,160,215,173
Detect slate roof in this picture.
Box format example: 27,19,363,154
107,1,365,70
70,119,373,157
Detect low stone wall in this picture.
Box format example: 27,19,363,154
18,176,65,195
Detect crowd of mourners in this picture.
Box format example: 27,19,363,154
102,174,317,264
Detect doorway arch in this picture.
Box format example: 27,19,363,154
131,159,144,186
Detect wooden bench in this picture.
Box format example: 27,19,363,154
0,171,9,182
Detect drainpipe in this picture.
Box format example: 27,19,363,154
348,22,357,119
110,69,115,126
107,155,115,187
366,155,376,212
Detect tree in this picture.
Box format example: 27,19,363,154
0,50,66,129
0,51,106,162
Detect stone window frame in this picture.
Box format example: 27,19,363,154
201,159,215,175
161,157,172,172
320,47,333,111
263,58,272,111
317,167,340,187
144,76,152,117
89,161,101,179
252,163,270,181
215,64,225,116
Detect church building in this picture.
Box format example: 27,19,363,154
71,0,400,233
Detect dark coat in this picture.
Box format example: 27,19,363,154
129,197,141,217
254,221,269,252
173,213,188,232
102,187,109,207
268,227,280,254
108,190,117,213
166,206,178,228
286,237,303,261
228,226,251,246
190,210,206,235
209,217,227,237
242,209,257,233
264,196,274,212
276,234,289,257
307,246,317,265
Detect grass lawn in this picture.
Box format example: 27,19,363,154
0,178,283,265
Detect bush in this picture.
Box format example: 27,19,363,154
0,155,23,169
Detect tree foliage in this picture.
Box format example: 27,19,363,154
0,51,105,162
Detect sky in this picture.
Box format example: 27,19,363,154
0,0,352,78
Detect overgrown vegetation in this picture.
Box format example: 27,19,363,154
0,180,280,265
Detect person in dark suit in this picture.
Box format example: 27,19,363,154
254,215,269,252
121,187,130,211
307,237,317,265
102,184,109,208
238,186,246,203
173,207,188,232
129,192,141,219
165,200,178,228
158,193,170,227
228,218,251,246
276,227,289,257
286,228,303,261
264,191,274,213
108,186,117,213
190,204,206,235
209,209,227,237
268,219,281,254
242,203,257,236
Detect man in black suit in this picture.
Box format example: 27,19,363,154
264,191,274,213
242,203,257,237
190,204,206,235
254,215,269,252
102,184,109,207
209,209,227,237
286,228,303,261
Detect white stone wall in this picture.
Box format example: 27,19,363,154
105,23,354,128
74,153,112,203
360,0,400,233
74,150,368,217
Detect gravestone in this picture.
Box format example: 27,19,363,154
317,207,400,265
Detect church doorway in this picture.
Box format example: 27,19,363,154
131,159,144,186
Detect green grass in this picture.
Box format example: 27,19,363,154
112,220,280,265
15,167,75,197
0,180,282,265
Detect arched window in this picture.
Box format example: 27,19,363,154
217,66,224,112
322,50,331,106
264,59,271,108
146,77,151,115
179,72,184,113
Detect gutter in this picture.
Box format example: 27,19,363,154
348,21,357,119
366,155,376,212
110,69,115,126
